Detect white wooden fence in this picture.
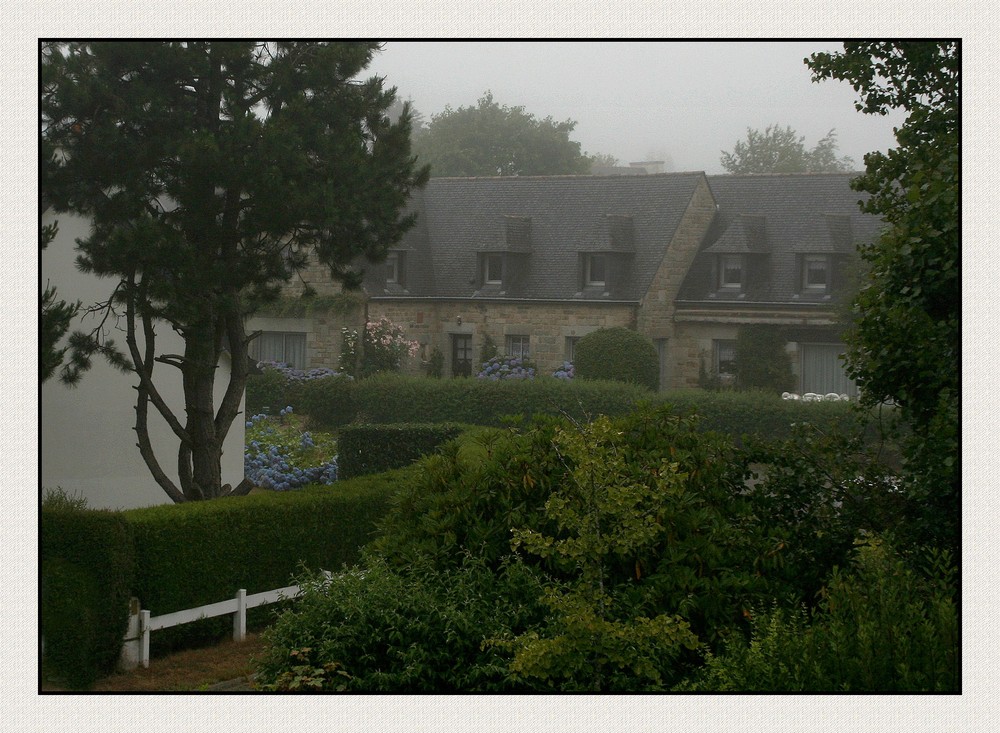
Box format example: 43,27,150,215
120,570,332,670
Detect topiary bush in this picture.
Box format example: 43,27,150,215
573,327,659,391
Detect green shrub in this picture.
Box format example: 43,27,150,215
41,508,135,687
372,406,767,654
295,373,653,430
294,372,357,428
573,327,659,391
679,537,958,691
123,474,403,654
41,486,89,511
255,554,547,692
337,423,463,479
734,325,795,393
425,346,444,378
245,367,294,415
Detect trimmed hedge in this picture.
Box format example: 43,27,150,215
338,423,463,479
660,389,873,445
291,374,876,448
41,509,135,688
297,374,653,430
124,474,403,654
573,327,660,391
42,470,408,678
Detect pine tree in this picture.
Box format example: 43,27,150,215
42,42,428,501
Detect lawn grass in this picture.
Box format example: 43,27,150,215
41,634,267,692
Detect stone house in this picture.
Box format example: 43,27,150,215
246,171,881,393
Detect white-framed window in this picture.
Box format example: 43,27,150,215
714,339,737,378
251,331,307,369
565,336,580,361
386,252,400,284
718,254,744,290
802,255,830,292
484,253,504,285
585,253,607,287
506,334,530,360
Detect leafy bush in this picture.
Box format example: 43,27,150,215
734,325,795,393
255,554,547,692
573,327,659,391
337,423,463,479
740,422,909,602
41,486,89,511
340,317,419,377
494,416,707,691
679,537,958,691
425,346,444,378
41,508,135,688
373,407,767,654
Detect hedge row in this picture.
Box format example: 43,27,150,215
295,374,654,430
40,509,135,688
338,423,463,479
284,373,880,445
41,470,406,682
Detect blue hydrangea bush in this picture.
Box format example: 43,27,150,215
244,407,339,491
552,361,575,380
476,355,536,381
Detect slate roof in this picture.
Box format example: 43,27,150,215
363,172,708,302
677,172,885,304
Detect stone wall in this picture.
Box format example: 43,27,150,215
368,299,638,377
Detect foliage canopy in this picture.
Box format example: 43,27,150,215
412,91,595,177
807,41,959,548
720,124,855,174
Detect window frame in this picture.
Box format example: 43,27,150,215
801,254,831,292
483,253,504,285
505,334,530,360
714,339,737,379
385,252,400,284
584,253,607,287
250,331,308,369
718,253,744,290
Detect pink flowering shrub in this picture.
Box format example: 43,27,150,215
339,316,419,377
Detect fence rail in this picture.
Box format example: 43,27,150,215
120,570,332,670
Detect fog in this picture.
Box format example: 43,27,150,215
366,41,907,174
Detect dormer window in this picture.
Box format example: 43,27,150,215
718,254,744,290
386,252,400,284
483,253,504,285
585,254,607,287
802,254,830,292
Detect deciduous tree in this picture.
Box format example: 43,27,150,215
412,91,595,177
806,41,959,549
42,41,428,502
720,124,854,174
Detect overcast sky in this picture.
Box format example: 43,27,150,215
365,41,907,174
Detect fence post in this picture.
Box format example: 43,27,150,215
140,610,151,668
233,588,247,642
119,597,143,671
